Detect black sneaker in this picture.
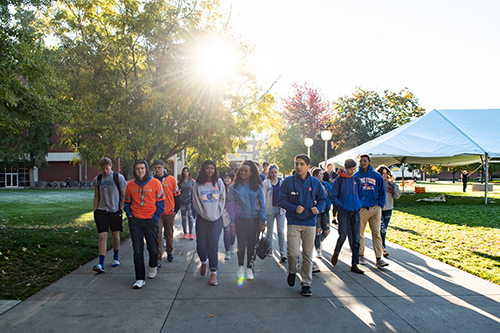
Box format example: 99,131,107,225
287,273,296,287
301,286,312,296
167,252,174,262
280,256,287,263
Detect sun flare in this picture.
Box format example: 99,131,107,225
195,40,239,83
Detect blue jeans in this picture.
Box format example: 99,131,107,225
334,211,360,265
266,206,287,257
129,216,159,280
196,215,223,271
224,225,236,252
314,212,330,250
180,203,194,234
381,210,393,249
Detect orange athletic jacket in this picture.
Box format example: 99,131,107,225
156,174,180,216
124,177,165,221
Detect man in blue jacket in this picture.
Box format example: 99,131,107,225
355,154,389,268
330,159,364,274
279,154,326,296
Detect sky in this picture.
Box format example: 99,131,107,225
220,0,500,112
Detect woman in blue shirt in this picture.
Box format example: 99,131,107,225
228,160,266,280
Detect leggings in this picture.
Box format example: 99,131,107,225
235,216,260,268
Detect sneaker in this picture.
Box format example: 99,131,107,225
200,261,208,276
312,262,320,273
359,255,366,265
111,259,120,267
267,252,273,257
167,252,174,262
237,266,245,279
209,272,218,286
148,266,157,279
133,280,145,289
225,251,231,260
182,233,188,239
189,234,194,240
351,264,364,274
280,256,287,264
316,249,322,258
383,250,389,257
230,245,236,254
301,286,313,296
287,273,296,287
93,264,105,273
376,258,389,268
331,252,339,267
246,268,254,280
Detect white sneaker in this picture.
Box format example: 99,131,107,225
148,267,157,279
230,245,236,254
246,268,254,280
316,250,322,258
111,259,120,267
237,266,245,279
225,251,231,260
133,280,145,289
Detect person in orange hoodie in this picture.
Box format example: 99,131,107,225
152,160,180,265
124,159,165,289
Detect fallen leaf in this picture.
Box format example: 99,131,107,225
209,313,214,317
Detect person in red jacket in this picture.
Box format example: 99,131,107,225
124,160,165,289
152,159,180,265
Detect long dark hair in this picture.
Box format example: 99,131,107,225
196,160,219,186
180,166,191,181
234,160,262,192
223,172,235,193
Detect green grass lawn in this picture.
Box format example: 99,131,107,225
0,189,130,300
388,181,500,284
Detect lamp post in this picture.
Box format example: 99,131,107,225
304,138,314,157
321,130,332,169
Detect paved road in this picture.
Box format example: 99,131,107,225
1,215,500,332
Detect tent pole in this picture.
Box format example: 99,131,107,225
485,153,489,204
401,163,405,194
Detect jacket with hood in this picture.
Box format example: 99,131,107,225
382,178,401,211
192,178,226,222
124,160,165,221
278,173,326,226
154,170,180,215
331,170,364,213
355,164,386,209
262,178,286,216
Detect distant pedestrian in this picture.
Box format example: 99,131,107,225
279,154,326,296
92,157,127,274
152,159,180,265
355,154,389,268
259,161,270,182
330,158,365,274
124,159,164,289
228,160,267,280
311,168,331,260
262,164,287,262
375,165,401,257
192,160,226,286
178,166,196,240
461,170,469,192
222,172,236,260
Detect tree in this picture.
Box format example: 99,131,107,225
46,0,272,169
0,0,65,169
329,87,425,154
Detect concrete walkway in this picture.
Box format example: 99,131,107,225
1,216,500,332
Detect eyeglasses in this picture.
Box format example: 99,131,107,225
154,166,163,169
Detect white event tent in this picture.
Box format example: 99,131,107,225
323,109,500,203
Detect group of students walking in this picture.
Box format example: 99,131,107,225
91,153,400,296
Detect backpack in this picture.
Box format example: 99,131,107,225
336,176,361,199
97,172,122,203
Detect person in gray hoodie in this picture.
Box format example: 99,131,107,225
192,160,226,286
375,165,401,257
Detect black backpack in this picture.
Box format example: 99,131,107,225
97,172,122,203
256,235,272,260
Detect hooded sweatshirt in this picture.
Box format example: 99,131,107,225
192,178,226,222
278,173,326,226
382,178,401,211
124,160,165,221
331,170,364,213
355,164,386,209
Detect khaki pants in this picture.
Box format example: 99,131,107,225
359,206,383,259
157,213,176,262
287,224,315,287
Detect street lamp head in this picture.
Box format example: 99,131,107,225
321,130,332,141
304,138,314,147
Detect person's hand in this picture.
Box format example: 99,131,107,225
316,228,322,234
260,224,266,232
324,229,330,235
311,207,319,215
296,205,305,214
230,224,236,236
